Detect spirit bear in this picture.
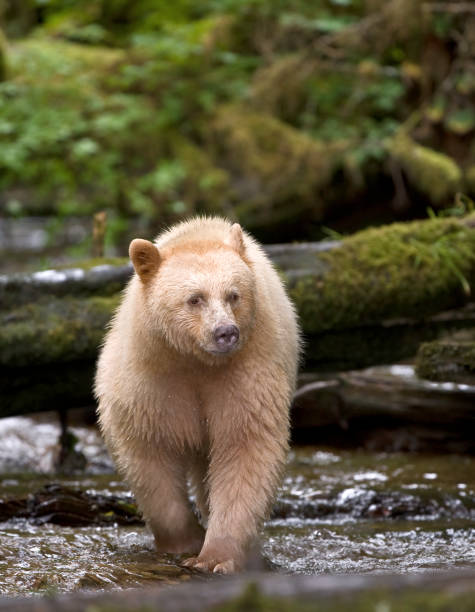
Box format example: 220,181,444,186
95,217,300,573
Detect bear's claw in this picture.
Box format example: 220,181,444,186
181,556,236,574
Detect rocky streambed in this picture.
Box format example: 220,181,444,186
0,416,474,596
1,214,475,606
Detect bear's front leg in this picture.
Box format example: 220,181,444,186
183,401,288,573
124,446,205,555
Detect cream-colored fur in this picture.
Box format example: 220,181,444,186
95,217,300,573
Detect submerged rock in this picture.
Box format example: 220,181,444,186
0,483,141,526
0,447,474,593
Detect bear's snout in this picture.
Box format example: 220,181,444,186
213,324,240,352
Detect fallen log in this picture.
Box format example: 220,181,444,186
292,365,475,453
2,215,475,417
0,570,475,612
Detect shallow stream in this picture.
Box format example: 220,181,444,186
0,418,474,595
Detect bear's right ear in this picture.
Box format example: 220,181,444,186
228,223,245,256
129,239,161,282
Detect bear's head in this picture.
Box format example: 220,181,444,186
129,224,256,364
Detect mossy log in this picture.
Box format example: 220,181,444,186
2,215,475,417
293,363,475,453
388,135,462,206
415,339,475,383
0,258,129,309
289,215,475,334
207,105,341,233
1,571,475,612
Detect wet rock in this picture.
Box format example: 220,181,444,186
0,415,114,474
273,488,474,522
0,483,142,526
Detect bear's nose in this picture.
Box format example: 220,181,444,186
214,324,239,351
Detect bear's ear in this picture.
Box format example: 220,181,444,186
129,239,161,282
228,223,245,256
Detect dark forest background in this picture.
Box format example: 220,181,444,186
0,0,474,252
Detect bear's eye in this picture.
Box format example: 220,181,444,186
188,294,204,306
227,291,240,304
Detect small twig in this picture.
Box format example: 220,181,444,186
388,158,410,212
92,211,107,258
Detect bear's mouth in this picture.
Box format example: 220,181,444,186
202,340,241,356
206,343,240,356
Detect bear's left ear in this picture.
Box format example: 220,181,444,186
129,239,161,282
228,223,245,256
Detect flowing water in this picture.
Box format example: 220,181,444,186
0,417,474,595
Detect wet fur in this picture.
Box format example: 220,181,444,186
95,217,300,573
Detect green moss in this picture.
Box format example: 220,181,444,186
56,257,129,271
208,105,340,229
389,135,462,206
289,215,475,334
0,294,120,367
213,584,475,612
415,339,475,382
215,582,310,612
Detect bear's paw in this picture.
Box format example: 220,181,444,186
182,555,237,574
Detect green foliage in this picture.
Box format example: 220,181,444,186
0,0,473,238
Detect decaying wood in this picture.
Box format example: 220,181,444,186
0,571,474,612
